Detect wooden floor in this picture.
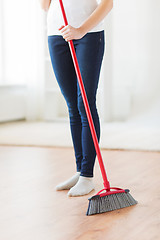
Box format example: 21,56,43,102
0,146,160,240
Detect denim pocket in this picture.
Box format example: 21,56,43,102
99,30,104,43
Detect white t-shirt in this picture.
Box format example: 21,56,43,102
47,0,104,36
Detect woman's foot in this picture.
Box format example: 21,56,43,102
55,172,80,190
67,176,94,197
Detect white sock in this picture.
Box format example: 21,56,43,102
55,172,80,191
67,176,94,197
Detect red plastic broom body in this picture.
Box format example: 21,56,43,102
58,0,137,215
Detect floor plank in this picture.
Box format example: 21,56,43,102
0,146,159,240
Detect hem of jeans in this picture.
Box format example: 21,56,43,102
80,173,93,178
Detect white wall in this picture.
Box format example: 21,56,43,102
131,0,160,117
0,86,26,122
106,0,160,121
0,0,46,122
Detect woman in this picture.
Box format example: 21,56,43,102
39,0,113,197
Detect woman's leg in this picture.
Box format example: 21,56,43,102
68,31,105,196
48,35,83,189
77,31,105,178
48,32,105,195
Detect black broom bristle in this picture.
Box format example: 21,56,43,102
86,189,138,216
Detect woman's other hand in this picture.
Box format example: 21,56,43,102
39,0,51,12
59,25,86,41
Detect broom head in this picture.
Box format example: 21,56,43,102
86,188,138,216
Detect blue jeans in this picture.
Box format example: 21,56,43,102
48,30,105,177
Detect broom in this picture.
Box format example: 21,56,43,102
59,0,138,216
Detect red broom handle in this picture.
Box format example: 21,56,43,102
59,0,110,190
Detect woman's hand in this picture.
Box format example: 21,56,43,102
39,0,51,11
58,0,113,41
59,25,86,41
